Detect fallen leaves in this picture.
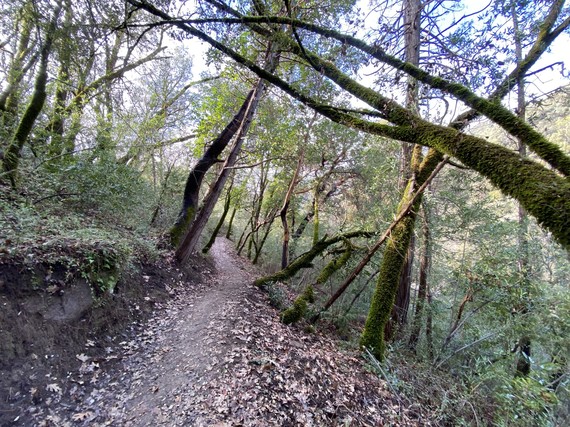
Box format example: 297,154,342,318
46,383,62,395
76,354,89,363
71,411,93,422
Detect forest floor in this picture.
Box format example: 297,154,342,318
6,238,432,426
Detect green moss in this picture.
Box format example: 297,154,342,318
360,149,441,361
169,206,195,248
281,285,315,325
360,214,416,361
315,242,353,285
254,230,373,287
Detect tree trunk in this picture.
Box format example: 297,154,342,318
512,1,531,378
225,207,237,239
343,271,379,317
280,149,305,268
312,191,320,245
175,80,265,263
408,202,430,351
281,285,315,325
387,0,422,339
150,161,175,226
360,149,443,361
170,89,256,247
47,0,72,157
280,113,317,267
252,210,278,264
2,2,62,187
202,182,233,254
426,284,434,360
515,336,531,377
290,180,338,258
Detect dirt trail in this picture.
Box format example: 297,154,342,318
116,237,256,425
66,237,260,426
26,237,426,426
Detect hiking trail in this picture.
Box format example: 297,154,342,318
28,237,426,426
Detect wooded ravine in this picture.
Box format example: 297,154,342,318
1,0,569,425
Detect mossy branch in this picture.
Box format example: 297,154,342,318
312,151,447,324
281,285,315,325
129,0,570,250
165,4,570,175
254,230,374,287
281,241,353,326
315,240,353,286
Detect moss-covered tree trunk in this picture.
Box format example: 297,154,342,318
281,285,315,325
312,154,447,323
360,149,443,361
175,76,269,263
170,89,256,247
2,2,62,187
512,2,532,378
46,0,72,157
0,0,35,127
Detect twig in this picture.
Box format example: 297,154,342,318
33,192,80,204
435,332,495,369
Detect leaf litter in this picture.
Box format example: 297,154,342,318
25,238,433,426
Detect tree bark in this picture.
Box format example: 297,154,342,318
173,40,280,258
512,1,531,378
2,2,62,187
387,0,422,339
47,0,73,157
252,209,278,264
280,149,305,268
202,180,233,254
360,149,443,361
225,207,237,239
175,79,265,263
408,202,430,351
426,285,434,360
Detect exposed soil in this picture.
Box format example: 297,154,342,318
2,238,432,426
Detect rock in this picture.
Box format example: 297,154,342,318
43,280,94,323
